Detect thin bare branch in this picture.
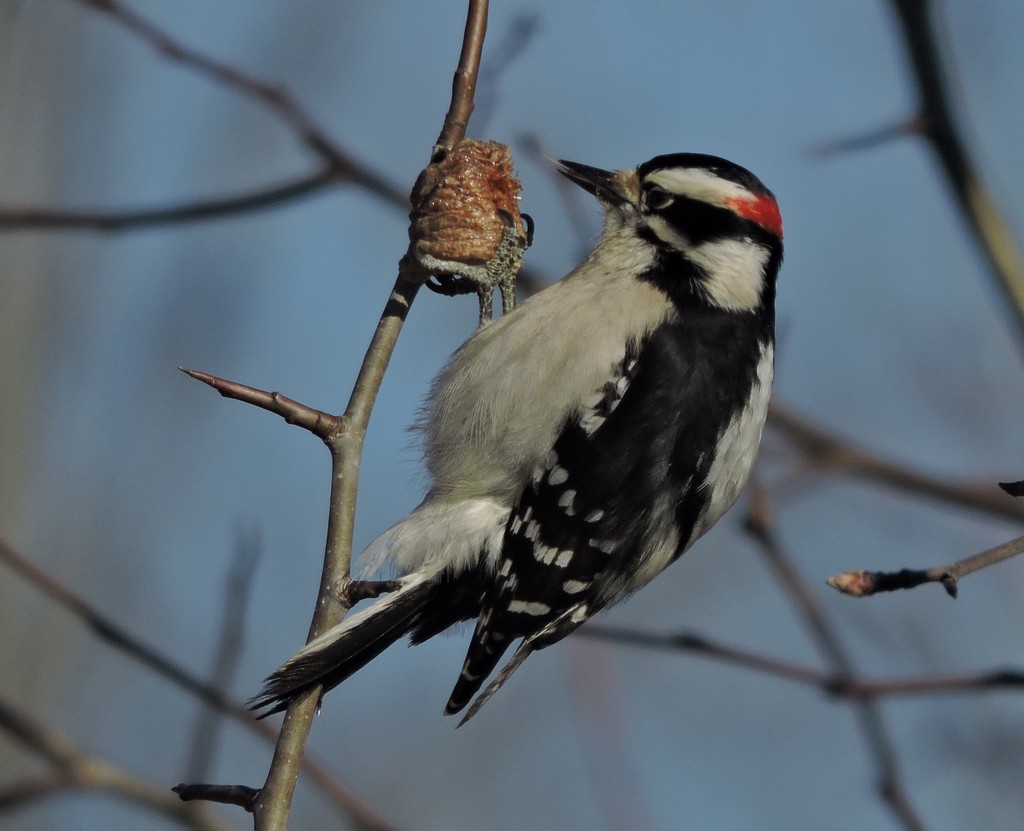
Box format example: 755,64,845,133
888,0,1024,350
0,168,341,233
848,669,1024,697
0,696,236,831
185,527,262,783
745,488,926,831
581,624,1024,698
582,625,833,689
808,114,927,158
0,538,394,831
0,538,239,713
828,533,1024,598
435,0,489,152
768,403,1024,525
181,369,340,440
0,772,75,812
76,0,382,187
6,0,406,239
471,13,541,134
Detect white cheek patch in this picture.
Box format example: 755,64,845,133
687,238,770,311
644,215,771,311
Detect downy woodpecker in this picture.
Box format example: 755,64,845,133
253,153,784,723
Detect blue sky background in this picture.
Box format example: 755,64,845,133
2,2,1024,829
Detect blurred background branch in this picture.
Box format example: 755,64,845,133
582,623,1024,698
184,525,261,786
0,537,394,831
2,2,1023,830
0,697,236,831
767,403,1024,524
888,0,1024,352
745,489,925,831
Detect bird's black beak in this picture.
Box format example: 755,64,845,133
556,160,628,205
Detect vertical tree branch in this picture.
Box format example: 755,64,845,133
250,4,490,829
889,0,1024,349
435,0,489,152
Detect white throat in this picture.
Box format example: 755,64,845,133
687,238,770,311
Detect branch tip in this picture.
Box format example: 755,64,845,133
826,569,875,597
181,367,340,437
179,367,212,384
830,534,1024,599
999,479,1024,497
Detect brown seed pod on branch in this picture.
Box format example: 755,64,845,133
410,138,526,265
408,140,530,323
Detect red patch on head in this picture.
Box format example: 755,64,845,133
725,194,783,239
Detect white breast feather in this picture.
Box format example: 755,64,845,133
423,226,668,501
362,225,669,577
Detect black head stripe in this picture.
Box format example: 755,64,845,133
637,152,772,197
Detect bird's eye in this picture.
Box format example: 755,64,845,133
644,185,674,210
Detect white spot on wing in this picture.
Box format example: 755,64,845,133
534,541,561,565
507,600,552,616
580,412,606,436
557,489,577,512
548,466,569,485
570,606,589,623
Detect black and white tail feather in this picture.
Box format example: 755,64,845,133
251,152,783,724
250,569,441,717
